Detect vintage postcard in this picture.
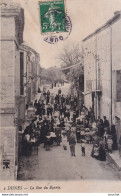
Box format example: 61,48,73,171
0,0,121,193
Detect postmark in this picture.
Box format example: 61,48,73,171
39,0,72,44
43,15,72,44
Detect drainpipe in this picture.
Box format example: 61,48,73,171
95,35,98,119
109,25,112,124
26,54,28,103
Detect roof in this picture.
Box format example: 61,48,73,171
83,11,121,42
20,42,40,56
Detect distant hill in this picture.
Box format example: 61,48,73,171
40,67,66,84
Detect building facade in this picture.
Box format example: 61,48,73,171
0,0,24,180
20,43,40,105
82,11,121,142
0,0,40,180
112,16,121,141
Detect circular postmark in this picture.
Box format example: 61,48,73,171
43,15,72,44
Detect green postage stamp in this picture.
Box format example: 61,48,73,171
39,0,66,33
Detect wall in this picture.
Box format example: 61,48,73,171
0,1,39,181
0,127,17,180
1,16,15,37
15,46,21,96
112,19,121,71
112,18,121,142
20,44,40,105
83,13,121,129
1,40,15,110
112,18,121,111
83,36,96,110
0,1,24,180
97,27,111,121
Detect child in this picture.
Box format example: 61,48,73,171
107,136,113,153
81,143,85,156
63,134,67,150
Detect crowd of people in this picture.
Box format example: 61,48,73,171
19,86,118,161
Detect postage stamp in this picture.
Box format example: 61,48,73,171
43,15,72,44
39,0,66,33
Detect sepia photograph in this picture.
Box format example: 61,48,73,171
0,0,121,193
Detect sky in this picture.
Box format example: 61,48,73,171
12,0,121,68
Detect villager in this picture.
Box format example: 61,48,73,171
110,124,118,150
69,134,76,156
81,143,85,156
107,136,113,153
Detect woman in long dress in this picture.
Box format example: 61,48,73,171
99,145,106,161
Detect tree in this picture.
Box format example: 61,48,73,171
59,44,83,82
58,43,84,99
60,44,82,68
40,67,65,84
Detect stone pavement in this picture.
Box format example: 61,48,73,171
49,83,71,96
18,140,120,181
107,150,121,172
18,82,121,181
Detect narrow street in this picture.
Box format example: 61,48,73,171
40,82,71,96
18,141,119,180
49,83,71,96
18,83,120,181
1,0,121,186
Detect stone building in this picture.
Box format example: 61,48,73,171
112,13,121,142
0,0,40,180
0,0,24,180
82,11,121,142
20,43,40,105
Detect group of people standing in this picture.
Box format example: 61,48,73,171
19,86,82,156
33,88,79,122
19,85,118,162
78,106,118,161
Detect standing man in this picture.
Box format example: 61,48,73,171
58,88,61,95
52,83,53,89
50,93,54,105
61,95,65,107
70,95,74,109
81,143,86,156
46,91,50,104
69,134,76,156
103,116,110,128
